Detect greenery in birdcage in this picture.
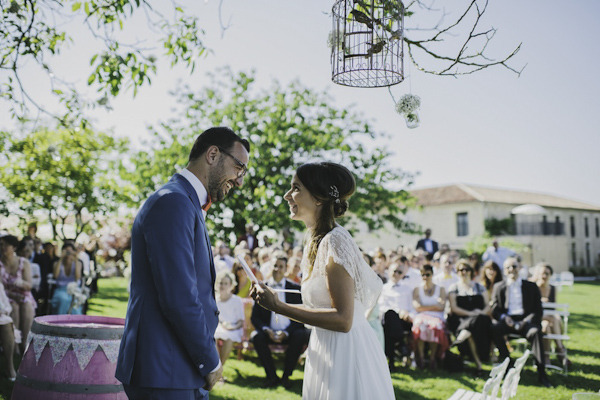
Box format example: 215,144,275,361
348,0,405,24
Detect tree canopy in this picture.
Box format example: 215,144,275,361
0,125,134,240
1,0,206,128
124,68,418,244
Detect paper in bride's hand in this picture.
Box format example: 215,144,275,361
236,255,301,294
237,255,259,284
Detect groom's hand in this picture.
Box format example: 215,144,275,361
203,364,223,391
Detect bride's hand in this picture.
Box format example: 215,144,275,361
250,281,279,311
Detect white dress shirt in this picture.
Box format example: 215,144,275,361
269,278,291,331
179,168,209,219
507,278,525,316
379,278,416,319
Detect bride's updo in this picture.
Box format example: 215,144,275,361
296,162,356,275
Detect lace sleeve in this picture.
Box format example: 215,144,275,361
316,227,382,309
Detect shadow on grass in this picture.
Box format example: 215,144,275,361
92,286,130,303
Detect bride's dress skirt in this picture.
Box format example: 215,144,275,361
302,304,395,400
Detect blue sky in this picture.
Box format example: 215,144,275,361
3,0,599,206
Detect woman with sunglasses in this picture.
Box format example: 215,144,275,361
412,264,449,370
447,259,492,376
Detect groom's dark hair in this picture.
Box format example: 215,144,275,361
188,127,250,163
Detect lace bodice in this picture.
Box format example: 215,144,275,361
301,226,382,310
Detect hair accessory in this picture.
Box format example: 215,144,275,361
329,185,340,203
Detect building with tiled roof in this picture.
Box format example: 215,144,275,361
353,184,600,272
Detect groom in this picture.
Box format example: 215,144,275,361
116,127,250,399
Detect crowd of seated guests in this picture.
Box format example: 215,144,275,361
211,229,568,389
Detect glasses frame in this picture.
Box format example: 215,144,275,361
217,146,248,178
421,273,432,277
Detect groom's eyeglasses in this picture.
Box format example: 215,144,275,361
217,146,248,178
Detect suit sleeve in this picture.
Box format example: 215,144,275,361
143,192,220,376
490,282,505,321
251,299,272,332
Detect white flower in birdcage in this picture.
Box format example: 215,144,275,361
395,94,421,129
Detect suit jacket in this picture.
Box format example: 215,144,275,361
116,174,220,389
251,280,304,335
491,279,543,326
416,238,439,254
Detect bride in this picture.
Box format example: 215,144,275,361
251,162,395,400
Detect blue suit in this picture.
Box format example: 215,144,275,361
116,174,220,392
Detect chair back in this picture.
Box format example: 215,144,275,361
560,271,575,287
482,357,510,400
501,350,530,399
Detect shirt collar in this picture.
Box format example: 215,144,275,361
270,278,286,287
179,168,208,210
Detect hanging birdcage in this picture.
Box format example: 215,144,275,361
331,0,404,88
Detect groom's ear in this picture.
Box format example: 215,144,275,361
205,145,219,165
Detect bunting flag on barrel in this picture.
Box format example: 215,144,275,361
26,332,121,370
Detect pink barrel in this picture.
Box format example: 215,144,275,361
12,315,126,400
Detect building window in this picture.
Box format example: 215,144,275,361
456,213,469,237
584,217,589,238
570,216,575,238
596,218,599,238
571,243,577,267
585,243,591,268
555,216,562,235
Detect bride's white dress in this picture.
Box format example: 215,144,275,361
301,226,395,400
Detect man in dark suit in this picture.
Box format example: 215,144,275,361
116,127,250,400
490,257,552,388
251,254,310,389
237,223,258,251
416,228,439,255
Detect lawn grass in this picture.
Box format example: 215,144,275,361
2,279,599,399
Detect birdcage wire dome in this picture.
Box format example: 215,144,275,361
331,0,404,88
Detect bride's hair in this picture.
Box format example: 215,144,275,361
296,162,356,277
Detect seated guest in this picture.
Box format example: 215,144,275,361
0,280,16,381
447,259,492,376
285,256,302,284
468,253,482,283
0,235,36,354
257,247,273,279
214,241,235,274
395,256,420,290
232,259,252,298
433,253,458,293
214,270,244,372
250,259,309,389
490,258,552,388
372,250,389,283
534,263,571,367
50,242,83,315
379,262,416,371
412,264,449,370
482,260,503,296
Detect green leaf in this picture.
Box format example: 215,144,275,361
72,2,81,11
